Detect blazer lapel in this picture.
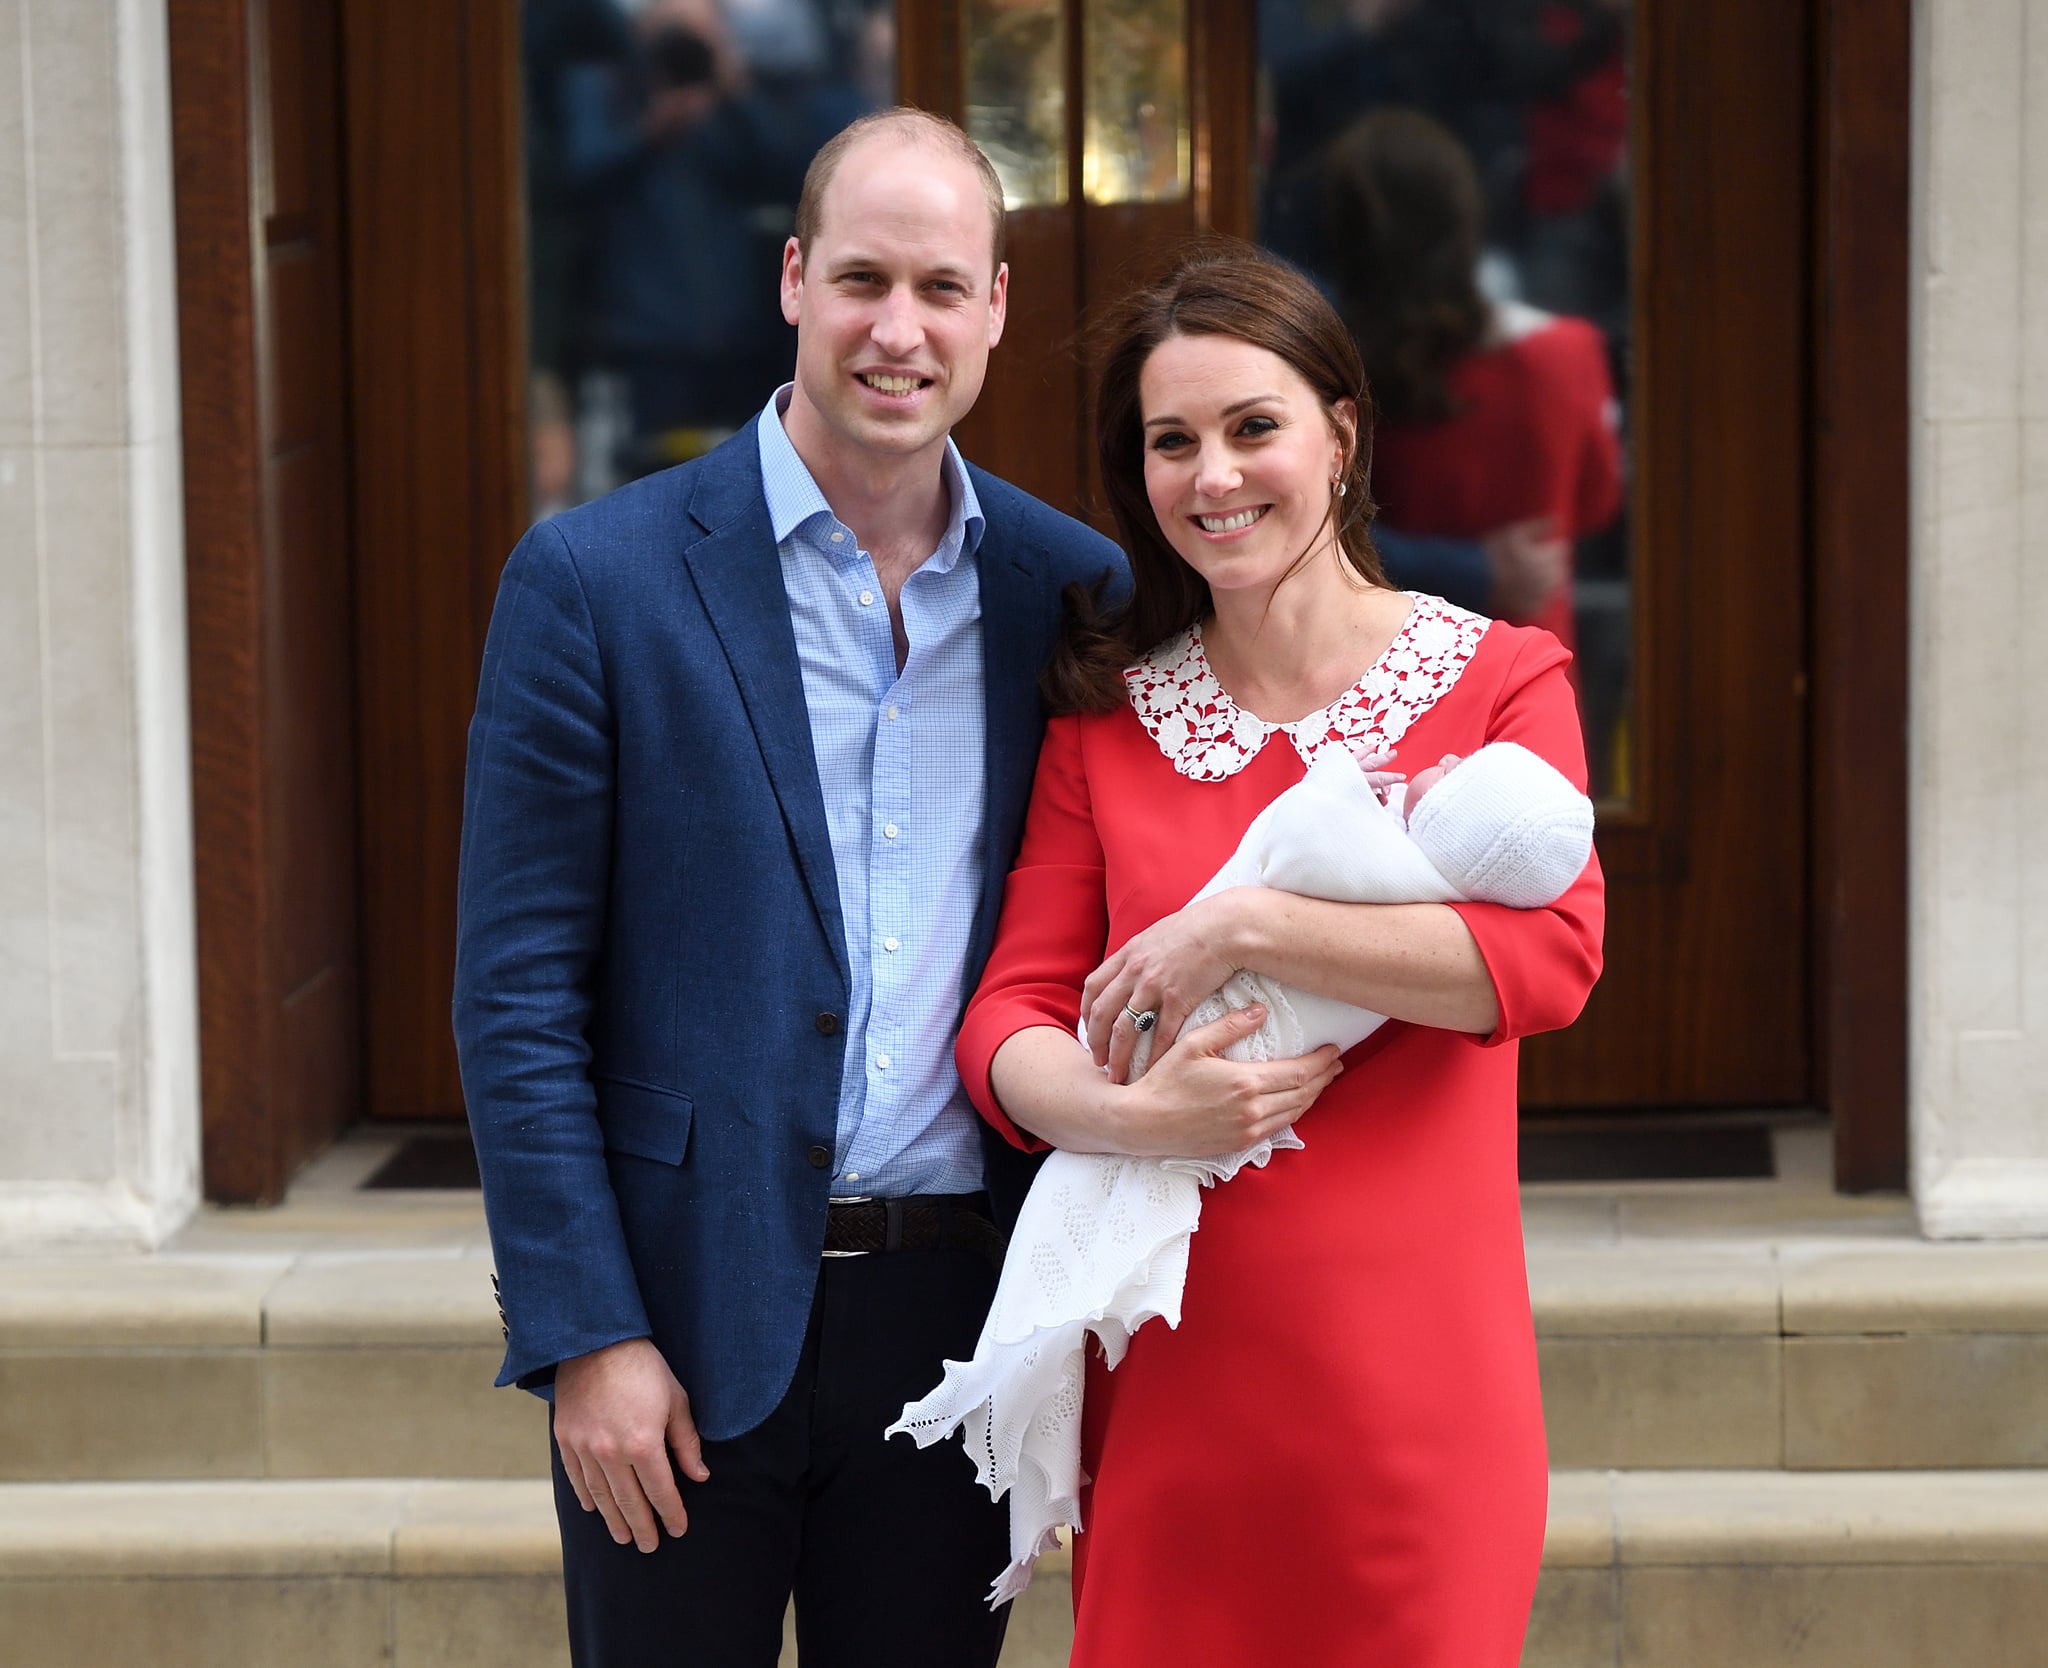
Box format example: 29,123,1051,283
969,521,1047,973
677,443,849,986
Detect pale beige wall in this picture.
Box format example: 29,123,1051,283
1911,0,2048,1235
0,0,196,1246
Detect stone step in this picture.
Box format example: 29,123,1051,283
1530,1240,2048,1470
6,1237,2048,1479
2,1472,2045,1668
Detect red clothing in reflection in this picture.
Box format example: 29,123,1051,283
1371,305,1622,651
1526,4,1628,216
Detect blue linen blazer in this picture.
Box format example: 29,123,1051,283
452,429,1124,1441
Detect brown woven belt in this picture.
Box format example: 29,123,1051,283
823,1193,1005,1271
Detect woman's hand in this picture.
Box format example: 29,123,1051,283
1084,891,1252,1084
1114,1005,1344,1157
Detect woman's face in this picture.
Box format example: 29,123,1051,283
1138,332,1353,602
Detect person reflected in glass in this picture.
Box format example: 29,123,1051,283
954,244,1603,1665
1325,106,1622,657
557,0,858,476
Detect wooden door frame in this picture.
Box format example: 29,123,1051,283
170,0,362,1202
171,0,1908,1193
170,0,280,1201
1811,0,1909,1190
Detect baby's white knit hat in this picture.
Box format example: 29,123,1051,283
1406,741,1595,909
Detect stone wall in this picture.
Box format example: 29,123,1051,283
0,0,196,1245
1910,0,2048,1236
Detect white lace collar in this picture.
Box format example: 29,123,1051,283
1123,593,1490,782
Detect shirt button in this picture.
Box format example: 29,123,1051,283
806,1143,830,1169
875,1053,891,1071
882,936,899,952
859,589,875,607
883,823,898,839
830,531,845,543
886,704,899,721
845,1171,861,1183
815,1012,840,1036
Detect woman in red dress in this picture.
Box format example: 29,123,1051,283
954,248,1604,1666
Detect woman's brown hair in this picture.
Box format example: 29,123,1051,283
1044,240,1388,715
1321,108,1489,425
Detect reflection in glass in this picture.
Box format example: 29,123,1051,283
1255,0,1634,803
522,0,898,514
1082,0,1190,205
963,0,1066,208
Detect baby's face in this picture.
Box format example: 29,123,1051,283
1403,754,1463,822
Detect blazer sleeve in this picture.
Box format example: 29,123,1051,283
956,714,1110,1151
1447,629,1608,1045
453,520,651,1390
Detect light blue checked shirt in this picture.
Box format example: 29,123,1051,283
756,388,989,1198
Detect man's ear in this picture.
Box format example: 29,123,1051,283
986,262,1009,349
779,237,804,327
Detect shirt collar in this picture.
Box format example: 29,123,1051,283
755,385,984,570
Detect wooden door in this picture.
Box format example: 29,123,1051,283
1518,0,1811,1108
322,0,1894,1158
908,0,1813,1112
341,1,526,1121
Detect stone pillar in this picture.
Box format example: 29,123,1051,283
0,0,197,1246
1911,0,2048,1236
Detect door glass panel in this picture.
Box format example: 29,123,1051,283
1255,0,1634,803
1083,0,1191,204
964,0,1067,207
521,0,898,514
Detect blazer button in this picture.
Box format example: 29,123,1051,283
806,1143,831,1169
815,1012,840,1036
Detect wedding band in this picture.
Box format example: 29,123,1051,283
1123,1005,1158,1033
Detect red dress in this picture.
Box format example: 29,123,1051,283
956,599,1605,1668
1370,310,1623,653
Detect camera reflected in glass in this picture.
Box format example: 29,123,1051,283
522,0,899,515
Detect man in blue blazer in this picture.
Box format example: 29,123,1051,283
454,108,1122,1666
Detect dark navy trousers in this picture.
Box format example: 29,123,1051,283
551,1245,1010,1667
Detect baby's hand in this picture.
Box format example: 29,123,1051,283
1343,741,1407,806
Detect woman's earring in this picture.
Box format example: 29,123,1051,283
1333,476,1347,498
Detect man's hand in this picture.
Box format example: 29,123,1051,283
553,1337,711,1553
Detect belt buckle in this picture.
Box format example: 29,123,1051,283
823,1194,872,1258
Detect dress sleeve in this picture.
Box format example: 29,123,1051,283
1447,630,1607,1044
956,714,1109,1150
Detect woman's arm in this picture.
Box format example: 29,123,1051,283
988,1009,1343,1156
1083,636,1605,1080
1234,894,1498,1030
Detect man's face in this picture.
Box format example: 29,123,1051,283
780,136,1008,472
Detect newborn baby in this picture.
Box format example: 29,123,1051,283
891,739,1595,1604
1125,738,1596,1078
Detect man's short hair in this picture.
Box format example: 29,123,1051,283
793,108,1008,276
